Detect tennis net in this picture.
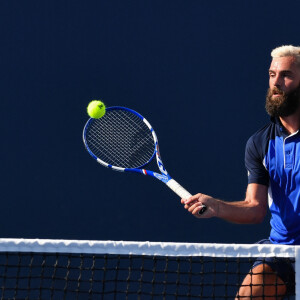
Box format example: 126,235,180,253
0,238,298,299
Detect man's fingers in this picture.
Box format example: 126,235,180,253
188,201,203,213
183,194,201,205
181,198,187,204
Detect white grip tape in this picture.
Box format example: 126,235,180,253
166,179,192,199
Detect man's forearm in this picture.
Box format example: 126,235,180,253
216,199,266,224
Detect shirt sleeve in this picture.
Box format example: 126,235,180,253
245,135,269,186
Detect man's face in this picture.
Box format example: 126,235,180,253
266,56,300,117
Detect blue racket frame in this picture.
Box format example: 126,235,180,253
83,106,171,183
83,106,206,214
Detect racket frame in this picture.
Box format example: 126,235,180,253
83,106,206,213
83,106,171,182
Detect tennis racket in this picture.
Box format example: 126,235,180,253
82,106,206,215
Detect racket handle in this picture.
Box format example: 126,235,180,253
166,179,192,199
166,179,207,215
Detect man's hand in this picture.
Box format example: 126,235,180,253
181,193,219,218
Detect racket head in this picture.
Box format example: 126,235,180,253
83,106,157,170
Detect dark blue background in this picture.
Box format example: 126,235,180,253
1,0,299,244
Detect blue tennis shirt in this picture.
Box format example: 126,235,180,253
245,117,300,245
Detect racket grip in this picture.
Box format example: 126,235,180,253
166,179,207,215
166,179,192,199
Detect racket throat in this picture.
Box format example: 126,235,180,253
156,156,168,176
145,171,170,183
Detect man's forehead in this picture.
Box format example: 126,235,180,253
270,56,299,72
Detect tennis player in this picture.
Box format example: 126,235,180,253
182,45,300,299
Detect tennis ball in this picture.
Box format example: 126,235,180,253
87,100,106,119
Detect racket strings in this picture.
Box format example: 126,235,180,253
85,109,155,168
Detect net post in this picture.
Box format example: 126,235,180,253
296,246,300,300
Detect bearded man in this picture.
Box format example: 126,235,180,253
181,45,300,299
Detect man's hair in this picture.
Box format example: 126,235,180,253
271,45,300,66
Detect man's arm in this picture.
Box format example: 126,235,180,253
181,183,268,224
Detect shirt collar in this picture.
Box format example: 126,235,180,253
270,117,289,137
271,116,300,138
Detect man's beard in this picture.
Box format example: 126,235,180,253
265,85,300,117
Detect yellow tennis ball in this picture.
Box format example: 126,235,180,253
87,100,106,119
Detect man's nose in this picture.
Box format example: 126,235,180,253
272,74,282,88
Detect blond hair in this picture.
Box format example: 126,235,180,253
271,45,300,66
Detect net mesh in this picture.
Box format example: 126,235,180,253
0,239,296,300
84,108,155,169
